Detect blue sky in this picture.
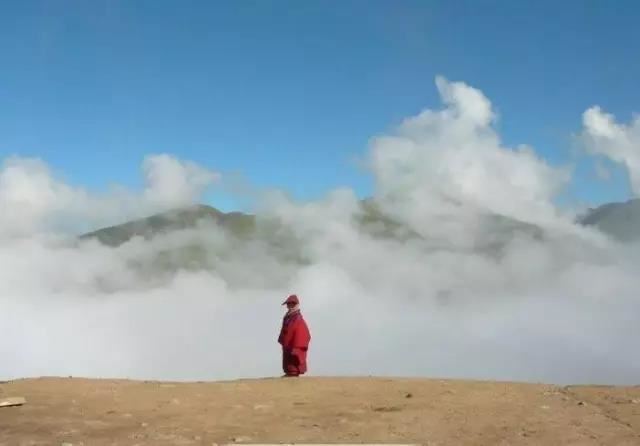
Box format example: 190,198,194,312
1,0,638,212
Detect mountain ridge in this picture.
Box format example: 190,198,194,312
80,197,640,247
75,198,638,280
577,198,640,242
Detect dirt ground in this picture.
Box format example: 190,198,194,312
1,376,639,445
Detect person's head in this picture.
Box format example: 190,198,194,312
282,294,300,310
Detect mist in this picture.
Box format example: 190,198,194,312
1,76,639,386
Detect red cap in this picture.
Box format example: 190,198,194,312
282,294,299,305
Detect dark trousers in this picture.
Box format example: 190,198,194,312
282,349,300,376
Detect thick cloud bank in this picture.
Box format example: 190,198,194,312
1,77,639,385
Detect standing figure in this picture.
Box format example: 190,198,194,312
277,294,311,377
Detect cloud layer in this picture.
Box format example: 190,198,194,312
0,77,639,386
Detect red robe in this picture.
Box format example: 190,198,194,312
277,310,311,376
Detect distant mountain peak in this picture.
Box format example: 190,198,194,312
79,203,254,247
578,198,640,242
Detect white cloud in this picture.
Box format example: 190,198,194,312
368,76,572,241
581,106,640,194
0,154,219,238
142,154,220,207
0,157,85,237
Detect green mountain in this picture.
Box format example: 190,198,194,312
74,198,637,289
79,204,256,246
79,204,303,282
578,198,640,242
79,201,544,257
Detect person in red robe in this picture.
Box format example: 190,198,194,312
278,294,311,377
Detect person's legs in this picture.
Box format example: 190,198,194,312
282,349,300,376
282,349,287,375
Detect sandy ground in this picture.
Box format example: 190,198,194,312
1,377,639,445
